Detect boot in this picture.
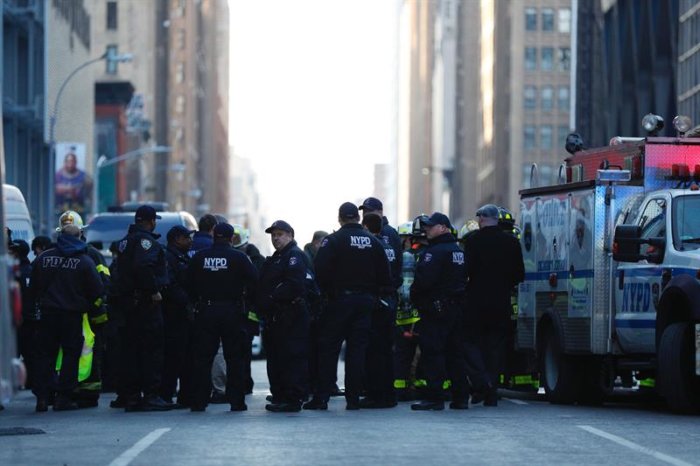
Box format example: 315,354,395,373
410,400,445,411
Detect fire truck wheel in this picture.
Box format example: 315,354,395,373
540,323,581,404
657,322,700,413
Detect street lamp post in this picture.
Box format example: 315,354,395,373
93,145,173,215
47,48,133,232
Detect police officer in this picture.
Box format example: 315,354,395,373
12,240,36,389
463,204,525,407
187,223,258,412
258,220,310,413
410,212,469,411
30,225,104,412
360,213,398,408
114,205,172,412
160,225,195,407
304,202,392,411
358,197,402,280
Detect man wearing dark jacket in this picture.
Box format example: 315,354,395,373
30,225,104,412
463,204,525,406
114,205,172,412
410,212,469,411
189,214,218,258
160,225,194,407
259,220,310,412
304,202,392,411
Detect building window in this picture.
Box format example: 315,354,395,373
541,86,554,110
542,8,555,31
106,44,118,74
525,7,537,31
107,2,118,30
559,125,570,150
558,8,571,33
525,47,537,71
524,86,537,109
540,126,553,150
176,62,185,83
541,47,554,70
558,86,569,110
558,47,571,71
524,126,536,151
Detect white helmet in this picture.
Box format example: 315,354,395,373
232,224,249,247
56,210,84,232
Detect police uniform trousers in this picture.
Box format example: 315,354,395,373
122,298,165,401
415,303,468,402
315,293,374,403
265,303,310,404
160,305,193,405
192,302,248,408
365,296,396,402
33,310,84,400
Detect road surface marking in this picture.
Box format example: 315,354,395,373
503,398,528,405
108,428,171,466
577,425,693,466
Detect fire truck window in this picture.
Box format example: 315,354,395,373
639,199,666,255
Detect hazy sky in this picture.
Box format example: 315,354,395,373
229,0,396,246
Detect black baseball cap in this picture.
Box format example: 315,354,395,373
358,197,383,212
167,225,195,242
265,220,295,236
134,205,161,222
422,212,453,229
9,239,29,258
213,223,235,239
339,202,360,219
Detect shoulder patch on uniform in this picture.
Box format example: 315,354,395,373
320,238,329,248
118,239,128,253
289,256,298,266
140,239,152,250
424,252,432,263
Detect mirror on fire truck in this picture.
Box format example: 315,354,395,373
613,225,642,262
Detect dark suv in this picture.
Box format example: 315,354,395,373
85,211,198,265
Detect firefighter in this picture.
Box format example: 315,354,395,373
160,225,195,407
30,224,104,412
410,212,469,411
360,213,398,409
393,218,428,401
463,204,525,407
187,223,258,412
12,240,36,389
304,202,392,411
114,205,173,412
259,220,310,413
56,210,110,408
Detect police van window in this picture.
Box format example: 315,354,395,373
672,195,700,251
638,199,666,255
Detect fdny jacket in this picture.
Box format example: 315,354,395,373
410,232,466,308
30,234,104,314
314,223,392,296
115,224,169,296
187,242,258,303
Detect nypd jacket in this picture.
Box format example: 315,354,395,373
380,218,403,290
314,223,392,296
164,244,191,312
30,234,104,314
115,225,169,296
410,232,466,308
257,240,307,315
187,242,258,303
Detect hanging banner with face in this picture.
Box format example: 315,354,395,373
55,142,92,215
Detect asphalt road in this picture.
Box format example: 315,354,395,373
1,361,698,466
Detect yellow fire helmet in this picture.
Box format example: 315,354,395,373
397,222,413,237
232,223,249,247
56,210,84,232
458,219,480,240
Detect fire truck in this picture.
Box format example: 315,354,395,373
518,121,700,412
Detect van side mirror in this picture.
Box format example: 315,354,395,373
613,225,666,263
613,225,641,262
